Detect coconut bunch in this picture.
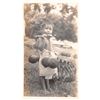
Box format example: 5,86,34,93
41,57,58,69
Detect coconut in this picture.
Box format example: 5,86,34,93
41,57,58,68
28,55,40,63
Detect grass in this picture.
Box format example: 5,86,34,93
24,36,78,97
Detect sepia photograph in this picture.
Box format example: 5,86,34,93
1,0,100,100
24,2,78,97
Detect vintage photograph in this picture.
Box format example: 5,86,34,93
24,2,78,97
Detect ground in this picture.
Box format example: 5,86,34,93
24,36,78,97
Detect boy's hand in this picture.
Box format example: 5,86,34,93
52,73,58,81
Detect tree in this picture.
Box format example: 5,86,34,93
24,3,78,42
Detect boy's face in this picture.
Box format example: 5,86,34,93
44,25,53,34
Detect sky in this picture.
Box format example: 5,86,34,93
67,0,77,6
24,0,77,6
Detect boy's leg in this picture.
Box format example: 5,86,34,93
53,80,57,91
40,76,46,91
40,76,50,94
45,79,52,92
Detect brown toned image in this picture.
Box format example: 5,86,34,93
24,2,78,97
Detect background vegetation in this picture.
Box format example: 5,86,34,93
24,3,78,42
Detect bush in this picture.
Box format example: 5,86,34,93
24,3,78,42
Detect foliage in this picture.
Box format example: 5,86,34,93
24,3,78,42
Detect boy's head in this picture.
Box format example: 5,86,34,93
44,24,53,34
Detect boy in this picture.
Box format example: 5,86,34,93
35,23,58,93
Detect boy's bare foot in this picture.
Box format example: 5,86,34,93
47,88,53,92
44,89,50,95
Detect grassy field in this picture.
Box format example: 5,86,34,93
24,36,78,97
